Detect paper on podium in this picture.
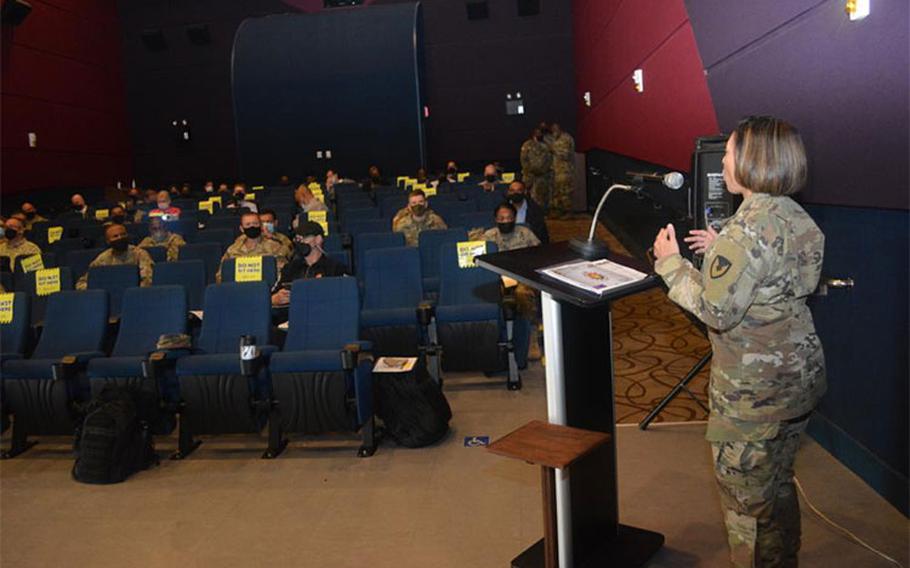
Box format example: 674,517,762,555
538,258,648,296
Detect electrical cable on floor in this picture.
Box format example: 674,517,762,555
793,476,903,567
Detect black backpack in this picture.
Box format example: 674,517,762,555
72,386,158,484
376,365,452,448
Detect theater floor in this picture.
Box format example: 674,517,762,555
0,364,906,567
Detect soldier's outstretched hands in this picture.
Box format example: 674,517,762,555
684,226,719,255
653,223,680,260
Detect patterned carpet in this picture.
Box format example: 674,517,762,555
546,216,711,424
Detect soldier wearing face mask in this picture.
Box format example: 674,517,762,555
216,211,288,282
138,217,186,261
473,202,540,252
18,202,47,231
258,209,292,257
0,217,42,267
478,163,501,192
149,190,182,220
392,189,448,246
76,223,154,289
505,180,549,244
270,221,348,308
105,205,130,226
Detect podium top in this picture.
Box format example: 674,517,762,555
475,242,659,308
487,420,611,470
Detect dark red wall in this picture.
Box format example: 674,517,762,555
572,0,719,171
1,0,132,196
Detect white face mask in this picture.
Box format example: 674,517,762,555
158,202,170,210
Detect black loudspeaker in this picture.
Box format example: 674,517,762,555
141,29,167,51
689,135,743,263
1,0,31,27
466,1,488,20
517,0,540,16
186,24,210,45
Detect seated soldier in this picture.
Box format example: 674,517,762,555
478,163,501,192
505,180,549,244
19,202,47,231
69,193,92,220
138,217,186,261
76,223,154,289
107,205,129,226
0,216,42,268
149,190,181,220
258,208,292,257
216,211,288,282
270,221,348,308
392,189,447,247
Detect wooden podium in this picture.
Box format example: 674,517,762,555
476,242,665,568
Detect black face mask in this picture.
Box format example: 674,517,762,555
294,242,312,258
4,228,18,240
447,168,457,175
484,174,496,183
111,214,126,224
410,204,427,217
508,193,526,205
24,211,36,220
243,226,262,239
73,204,84,211
110,237,129,252
498,222,516,235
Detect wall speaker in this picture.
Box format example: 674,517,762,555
186,24,210,46
466,1,488,20
141,29,167,51
689,135,741,266
517,0,540,17
1,0,31,27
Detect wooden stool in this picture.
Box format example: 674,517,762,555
488,420,612,568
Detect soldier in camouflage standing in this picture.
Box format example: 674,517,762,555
520,127,553,211
652,116,825,568
76,223,154,289
546,123,575,218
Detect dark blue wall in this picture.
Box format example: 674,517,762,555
232,4,425,180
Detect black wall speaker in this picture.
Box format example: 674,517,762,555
1,0,32,27
466,1,488,20
186,24,210,45
517,0,540,17
141,29,167,51
691,134,741,231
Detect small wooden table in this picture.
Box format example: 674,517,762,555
488,420,612,568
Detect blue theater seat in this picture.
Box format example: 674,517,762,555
354,232,405,280
87,264,139,318
220,255,278,287
359,246,426,358
178,242,223,284
21,266,74,326
0,292,30,364
418,228,468,298
268,277,376,458
153,260,206,311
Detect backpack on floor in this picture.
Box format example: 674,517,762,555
376,365,452,448
72,385,158,484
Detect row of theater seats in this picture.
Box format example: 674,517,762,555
0,241,526,459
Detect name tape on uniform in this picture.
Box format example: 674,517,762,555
457,172,470,182
95,209,110,220
35,267,62,297
0,293,14,324
20,254,44,273
308,210,328,223
502,173,515,183
234,256,263,282
456,240,487,269
47,226,64,244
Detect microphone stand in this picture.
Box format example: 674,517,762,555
569,183,638,259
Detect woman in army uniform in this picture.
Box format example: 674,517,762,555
652,116,826,568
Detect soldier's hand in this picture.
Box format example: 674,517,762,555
653,224,680,260
271,289,290,306
684,227,719,255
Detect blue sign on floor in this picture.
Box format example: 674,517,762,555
464,436,490,448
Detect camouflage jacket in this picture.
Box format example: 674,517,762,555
76,245,155,289
655,193,826,422
520,139,552,176
548,132,575,171
138,232,186,262
475,225,540,252
217,235,289,282
392,210,448,247
0,239,42,267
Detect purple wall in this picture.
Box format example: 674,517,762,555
687,0,909,210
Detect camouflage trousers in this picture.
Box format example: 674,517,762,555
549,166,574,216
709,415,810,568
526,172,553,211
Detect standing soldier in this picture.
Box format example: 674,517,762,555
520,128,553,211
547,123,575,218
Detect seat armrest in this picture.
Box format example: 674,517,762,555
63,351,106,365
416,301,436,326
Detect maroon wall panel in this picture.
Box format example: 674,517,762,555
1,0,131,195
573,0,718,171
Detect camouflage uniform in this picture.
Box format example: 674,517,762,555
655,193,826,568
547,131,575,217
392,209,447,247
216,235,289,283
76,245,155,290
520,138,553,209
477,224,540,252
22,215,48,232
0,239,42,267
138,232,186,262
268,232,293,258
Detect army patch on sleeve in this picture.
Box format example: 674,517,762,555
710,255,733,279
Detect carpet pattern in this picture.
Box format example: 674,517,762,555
545,216,711,424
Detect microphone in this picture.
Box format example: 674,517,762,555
569,182,637,260
625,171,685,190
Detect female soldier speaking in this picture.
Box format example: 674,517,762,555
652,116,826,567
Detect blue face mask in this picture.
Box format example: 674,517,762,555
262,222,275,234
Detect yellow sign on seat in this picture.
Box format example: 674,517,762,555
424,185,437,197
95,209,110,221
47,226,64,244
456,240,488,268
308,210,327,223
20,254,44,273
457,172,471,182
234,256,263,282
317,220,329,235
252,185,265,190
35,268,62,296
0,293,14,324
502,173,515,183
198,200,214,214
211,196,222,206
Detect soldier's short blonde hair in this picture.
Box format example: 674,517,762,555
732,116,807,196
